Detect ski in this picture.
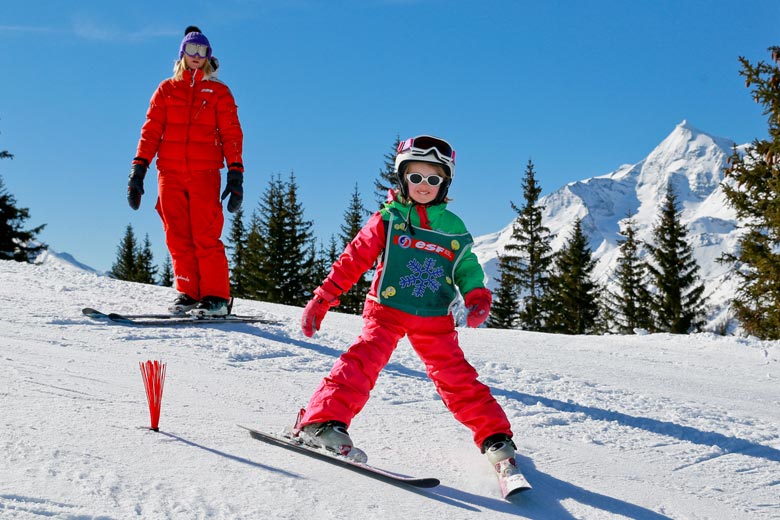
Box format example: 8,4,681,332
238,425,440,489
82,307,279,326
498,467,532,499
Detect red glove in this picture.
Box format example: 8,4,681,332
301,285,339,337
464,288,492,328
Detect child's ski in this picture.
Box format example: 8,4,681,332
494,459,532,498
238,425,440,489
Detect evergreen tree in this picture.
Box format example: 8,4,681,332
645,185,707,333
592,288,616,335
326,234,340,266
610,214,654,333
338,184,370,314
310,234,343,292
499,160,554,331
226,208,251,298
543,218,599,334
252,173,314,306
721,46,780,339
109,225,158,284
242,211,265,300
159,255,174,286
374,135,401,208
251,174,285,302
0,143,47,262
110,224,139,281
311,238,332,287
279,172,315,306
487,253,521,328
134,234,157,284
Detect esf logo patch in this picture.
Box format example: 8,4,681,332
394,235,455,261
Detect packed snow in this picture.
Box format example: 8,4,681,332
1,259,779,519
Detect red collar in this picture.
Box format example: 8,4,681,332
415,205,432,230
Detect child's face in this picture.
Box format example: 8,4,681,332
405,161,445,205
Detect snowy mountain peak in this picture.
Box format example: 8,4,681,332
637,120,734,203
35,247,100,274
473,121,742,330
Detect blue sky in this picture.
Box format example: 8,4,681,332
1,0,777,272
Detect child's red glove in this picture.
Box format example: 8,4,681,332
301,285,340,337
464,288,492,328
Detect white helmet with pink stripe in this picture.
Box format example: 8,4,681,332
394,135,456,204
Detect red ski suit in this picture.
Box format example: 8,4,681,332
135,68,243,300
302,196,512,448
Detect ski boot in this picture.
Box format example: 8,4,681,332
482,433,531,497
169,293,198,314
293,409,367,463
190,296,229,317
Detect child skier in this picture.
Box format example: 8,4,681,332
297,135,523,492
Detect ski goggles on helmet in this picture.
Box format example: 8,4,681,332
406,172,444,186
397,135,456,167
183,43,210,58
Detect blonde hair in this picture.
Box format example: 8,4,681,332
172,57,215,80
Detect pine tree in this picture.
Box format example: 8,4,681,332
251,174,285,302
487,253,521,328
311,238,331,287
610,214,654,333
721,46,780,339
498,160,553,331
374,135,401,208
543,218,599,334
592,288,616,335
337,184,370,314
279,172,315,306
645,185,707,333
326,234,340,266
252,173,314,306
110,224,139,281
0,144,47,262
134,234,157,284
226,208,251,298
159,255,174,286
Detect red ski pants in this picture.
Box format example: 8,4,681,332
155,169,230,300
301,300,513,448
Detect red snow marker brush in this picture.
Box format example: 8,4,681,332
139,360,166,431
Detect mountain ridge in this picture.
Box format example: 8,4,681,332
472,120,744,330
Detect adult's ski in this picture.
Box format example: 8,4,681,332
82,307,279,326
238,425,440,489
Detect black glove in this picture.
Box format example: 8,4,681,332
127,160,148,210
221,169,243,213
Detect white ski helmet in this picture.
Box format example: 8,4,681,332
394,135,456,204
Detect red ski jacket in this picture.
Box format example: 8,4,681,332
135,68,243,173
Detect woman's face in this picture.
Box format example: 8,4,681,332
405,161,445,205
184,54,206,70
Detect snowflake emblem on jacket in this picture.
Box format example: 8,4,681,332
400,258,444,297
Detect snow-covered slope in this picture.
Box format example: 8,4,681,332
1,259,778,519
473,120,745,330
